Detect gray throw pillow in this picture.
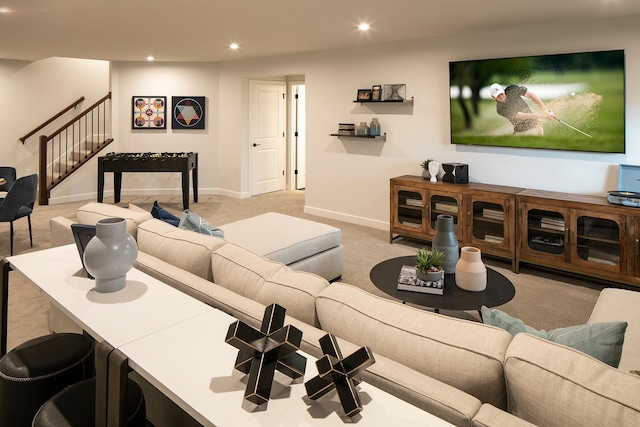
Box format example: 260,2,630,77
481,306,627,368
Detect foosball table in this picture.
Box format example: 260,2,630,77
97,152,198,210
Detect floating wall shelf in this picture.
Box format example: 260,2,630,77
353,97,414,106
330,132,387,142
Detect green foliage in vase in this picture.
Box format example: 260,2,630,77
420,159,434,170
415,247,445,272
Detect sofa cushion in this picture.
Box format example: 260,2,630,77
219,212,341,265
136,218,226,281
504,333,640,427
472,404,539,427
77,202,152,239
211,243,329,327
482,306,627,367
315,283,512,409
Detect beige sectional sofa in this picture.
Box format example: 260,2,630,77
49,202,640,427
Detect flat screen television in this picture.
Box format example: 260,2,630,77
449,49,625,153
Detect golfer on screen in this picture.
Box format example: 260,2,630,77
489,83,556,135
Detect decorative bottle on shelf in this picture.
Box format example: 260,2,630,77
369,118,381,136
83,217,138,293
431,214,459,274
455,247,487,291
356,122,370,136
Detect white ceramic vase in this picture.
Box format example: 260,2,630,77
428,161,440,182
83,217,138,293
455,246,486,291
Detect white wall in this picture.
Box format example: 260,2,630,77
0,58,109,187
105,62,220,199
3,15,639,232
216,15,640,230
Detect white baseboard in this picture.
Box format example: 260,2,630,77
303,205,388,231
47,187,241,205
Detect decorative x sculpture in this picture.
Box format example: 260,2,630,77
225,303,307,406
304,333,375,417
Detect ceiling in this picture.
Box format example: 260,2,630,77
1,0,639,63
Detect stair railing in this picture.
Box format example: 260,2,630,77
19,96,85,143
38,92,113,205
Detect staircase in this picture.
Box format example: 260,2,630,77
38,93,113,205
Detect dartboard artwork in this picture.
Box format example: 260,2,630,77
132,96,166,129
172,96,206,129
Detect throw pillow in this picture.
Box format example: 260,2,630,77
179,210,224,238
128,203,147,213
151,201,180,227
481,306,627,368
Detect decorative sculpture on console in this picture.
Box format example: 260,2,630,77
225,303,307,406
304,333,376,417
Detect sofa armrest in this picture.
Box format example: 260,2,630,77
589,288,640,372
472,404,538,427
50,216,75,247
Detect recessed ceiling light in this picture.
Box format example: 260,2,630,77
358,23,370,31
146,56,155,61
229,43,239,50
0,7,13,15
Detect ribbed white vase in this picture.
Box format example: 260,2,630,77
83,217,138,293
455,247,486,292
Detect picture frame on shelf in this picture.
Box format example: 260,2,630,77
371,85,382,101
357,89,372,101
383,84,406,101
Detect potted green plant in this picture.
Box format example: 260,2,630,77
420,159,434,179
415,247,445,282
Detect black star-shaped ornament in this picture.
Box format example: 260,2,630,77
225,303,306,406
304,333,375,417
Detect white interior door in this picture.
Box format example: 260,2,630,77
250,81,286,196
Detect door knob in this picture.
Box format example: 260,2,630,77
253,143,261,147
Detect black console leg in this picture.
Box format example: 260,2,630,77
0,259,11,357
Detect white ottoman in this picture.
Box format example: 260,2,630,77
219,212,343,281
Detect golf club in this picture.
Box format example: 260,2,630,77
554,116,592,138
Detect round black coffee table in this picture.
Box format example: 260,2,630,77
369,256,515,312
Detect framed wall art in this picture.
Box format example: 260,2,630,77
357,89,372,101
383,84,406,101
172,96,206,129
371,85,382,101
132,96,166,129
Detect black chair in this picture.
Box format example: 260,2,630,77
0,333,94,427
0,173,37,255
0,166,16,194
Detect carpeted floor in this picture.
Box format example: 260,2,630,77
2,190,609,351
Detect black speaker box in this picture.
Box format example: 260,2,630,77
442,163,468,184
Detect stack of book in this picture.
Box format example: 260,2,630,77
484,234,504,243
401,220,421,227
482,208,504,221
540,217,565,231
396,265,444,295
405,198,422,207
336,123,355,135
434,202,458,213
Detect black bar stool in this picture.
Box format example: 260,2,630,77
0,333,94,427
32,377,146,426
